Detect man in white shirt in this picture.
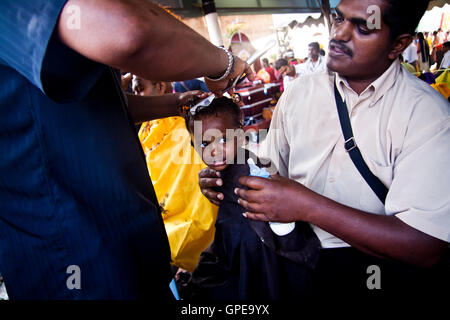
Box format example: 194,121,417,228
200,0,449,297
440,41,450,69
402,40,418,65
277,42,327,91
294,42,327,76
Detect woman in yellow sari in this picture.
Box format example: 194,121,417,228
132,76,218,272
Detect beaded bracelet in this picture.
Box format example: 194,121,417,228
205,46,235,82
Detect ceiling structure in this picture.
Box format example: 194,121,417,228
152,0,340,18
428,0,450,10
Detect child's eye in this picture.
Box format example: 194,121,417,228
200,142,209,148
219,138,227,144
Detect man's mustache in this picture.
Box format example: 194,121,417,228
329,39,354,57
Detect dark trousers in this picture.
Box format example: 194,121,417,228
312,247,449,298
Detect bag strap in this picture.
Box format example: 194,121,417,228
333,79,388,204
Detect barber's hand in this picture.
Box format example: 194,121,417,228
177,90,210,107
198,168,224,206
175,90,210,116
121,72,132,91
205,56,255,96
235,174,318,223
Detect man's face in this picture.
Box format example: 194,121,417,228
327,0,394,81
132,76,171,97
308,46,319,59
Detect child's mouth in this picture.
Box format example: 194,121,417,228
210,160,226,167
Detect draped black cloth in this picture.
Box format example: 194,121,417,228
189,150,320,300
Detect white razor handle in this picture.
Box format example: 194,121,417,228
269,222,296,236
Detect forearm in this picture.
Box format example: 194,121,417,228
305,194,447,267
58,0,228,81
126,93,180,124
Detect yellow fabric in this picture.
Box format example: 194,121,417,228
431,82,450,99
401,62,417,74
435,69,450,86
256,68,271,83
139,117,218,271
431,69,450,99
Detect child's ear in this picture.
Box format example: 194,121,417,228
158,82,166,95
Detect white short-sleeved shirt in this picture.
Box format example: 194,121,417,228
294,55,327,76
402,42,419,64
440,50,450,69
259,59,450,248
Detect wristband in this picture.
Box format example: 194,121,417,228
205,46,235,82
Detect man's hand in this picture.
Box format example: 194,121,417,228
127,90,208,124
235,174,319,223
205,56,255,96
198,168,224,206
121,72,132,91
236,174,449,268
176,90,210,113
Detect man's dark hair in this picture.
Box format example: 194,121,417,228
309,42,320,51
443,41,450,49
185,96,243,133
382,0,430,41
274,58,288,71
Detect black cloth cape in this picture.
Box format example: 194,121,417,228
189,150,320,300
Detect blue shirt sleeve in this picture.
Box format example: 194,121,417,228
0,0,106,102
199,80,210,93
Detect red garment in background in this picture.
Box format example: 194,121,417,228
265,66,277,82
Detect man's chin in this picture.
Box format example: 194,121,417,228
326,57,348,75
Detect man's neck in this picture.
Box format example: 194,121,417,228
311,56,319,63
344,60,393,95
345,78,376,95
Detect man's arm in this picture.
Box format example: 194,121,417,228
236,175,448,268
57,0,252,94
126,91,208,124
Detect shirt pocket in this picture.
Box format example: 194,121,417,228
359,156,394,213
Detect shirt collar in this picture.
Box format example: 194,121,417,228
307,55,324,68
335,59,401,108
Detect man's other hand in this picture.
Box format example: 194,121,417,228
198,168,224,206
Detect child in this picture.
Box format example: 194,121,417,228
184,97,320,300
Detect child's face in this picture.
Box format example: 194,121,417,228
195,114,241,172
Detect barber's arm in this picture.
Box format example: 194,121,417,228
57,0,253,95
126,91,208,124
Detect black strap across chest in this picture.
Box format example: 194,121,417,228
333,79,389,204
